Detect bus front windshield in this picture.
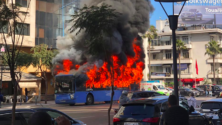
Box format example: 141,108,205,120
55,76,74,94
156,85,165,90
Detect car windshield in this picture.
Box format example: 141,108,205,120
55,76,74,93
157,85,165,90
189,9,196,12
117,104,156,117
201,102,221,109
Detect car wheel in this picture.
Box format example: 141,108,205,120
86,94,94,105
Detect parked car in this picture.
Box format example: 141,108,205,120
212,85,222,97
114,96,213,125
179,87,200,97
0,108,85,125
127,91,164,101
181,9,203,21
200,98,222,125
192,87,205,96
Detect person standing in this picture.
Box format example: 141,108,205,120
204,86,207,96
160,95,189,125
188,93,196,108
25,88,28,103
0,89,3,108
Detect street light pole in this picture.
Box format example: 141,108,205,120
169,15,179,101
154,0,187,105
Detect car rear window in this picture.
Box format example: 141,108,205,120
117,104,157,117
201,102,221,109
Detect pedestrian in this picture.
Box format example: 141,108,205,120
25,88,28,103
119,90,129,109
160,95,189,125
188,93,197,108
204,86,207,96
0,89,3,108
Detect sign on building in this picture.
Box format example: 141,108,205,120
174,0,222,25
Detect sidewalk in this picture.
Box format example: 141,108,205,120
1,101,56,109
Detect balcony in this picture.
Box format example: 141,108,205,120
151,73,193,79
207,58,222,63
150,58,193,64
208,73,222,78
151,39,192,50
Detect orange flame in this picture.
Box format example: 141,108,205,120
56,38,144,88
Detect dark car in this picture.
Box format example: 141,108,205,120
212,85,222,97
181,9,203,21
0,108,85,125
192,87,205,96
180,88,200,97
200,98,222,125
114,96,213,125
127,91,164,101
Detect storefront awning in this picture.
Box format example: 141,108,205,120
18,82,39,88
160,36,171,41
181,78,204,83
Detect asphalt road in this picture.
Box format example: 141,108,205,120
2,96,215,125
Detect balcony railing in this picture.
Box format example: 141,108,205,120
177,24,222,31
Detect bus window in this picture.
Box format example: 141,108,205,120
55,76,74,93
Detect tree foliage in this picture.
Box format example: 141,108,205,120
205,40,222,56
31,44,57,71
69,4,119,57
176,39,187,53
69,4,120,125
142,25,157,43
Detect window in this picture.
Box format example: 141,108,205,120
0,21,8,33
0,113,26,125
210,36,214,41
16,0,28,7
165,41,171,45
166,52,171,59
19,113,33,124
183,51,189,58
166,67,171,73
15,23,30,36
182,36,189,44
153,54,156,60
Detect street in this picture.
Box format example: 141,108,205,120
1,96,215,125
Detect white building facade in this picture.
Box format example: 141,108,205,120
149,19,222,86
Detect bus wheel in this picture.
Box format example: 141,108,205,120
69,104,75,106
86,94,94,105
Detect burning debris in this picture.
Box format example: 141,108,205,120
52,0,154,88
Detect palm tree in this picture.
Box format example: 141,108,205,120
205,40,222,84
176,40,187,86
142,25,157,80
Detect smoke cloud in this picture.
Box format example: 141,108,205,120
52,0,154,77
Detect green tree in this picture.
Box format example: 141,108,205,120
0,1,31,124
69,4,119,125
176,40,187,86
31,44,57,104
142,25,157,80
205,40,222,84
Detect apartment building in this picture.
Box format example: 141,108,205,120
150,19,222,86
0,0,80,99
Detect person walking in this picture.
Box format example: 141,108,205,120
0,89,3,108
119,90,129,109
25,88,28,103
188,93,197,108
204,86,208,96
160,95,189,125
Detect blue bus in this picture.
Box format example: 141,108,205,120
54,74,123,105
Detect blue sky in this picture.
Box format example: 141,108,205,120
150,1,173,26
